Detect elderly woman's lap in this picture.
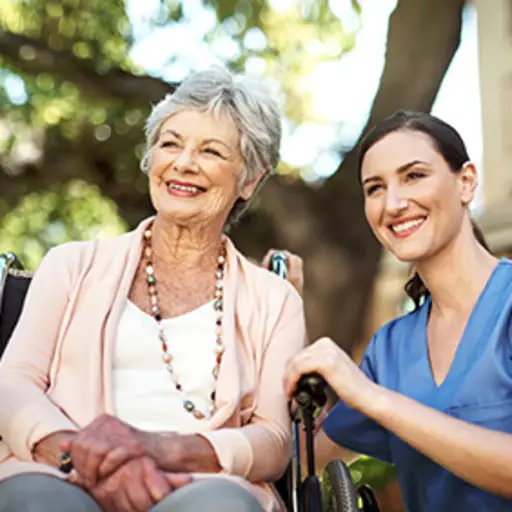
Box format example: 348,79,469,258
0,474,101,512
0,474,264,512
152,479,264,512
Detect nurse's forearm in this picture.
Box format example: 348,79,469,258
361,387,512,498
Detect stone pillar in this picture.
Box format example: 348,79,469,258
473,0,512,209
472,0,512,255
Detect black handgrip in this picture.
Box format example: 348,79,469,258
293,373,327,412
268,252,288,279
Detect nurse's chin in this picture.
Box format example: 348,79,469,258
386,247,431,264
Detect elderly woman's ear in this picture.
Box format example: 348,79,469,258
239,168,268,200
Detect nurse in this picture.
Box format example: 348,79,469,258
284,111,512,511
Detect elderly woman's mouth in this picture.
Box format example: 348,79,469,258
166,181,207,197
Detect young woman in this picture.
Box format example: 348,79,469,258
284,111,512,511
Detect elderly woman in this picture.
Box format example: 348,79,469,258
0,67,306,512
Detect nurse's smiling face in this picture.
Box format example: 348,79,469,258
360,129,478,263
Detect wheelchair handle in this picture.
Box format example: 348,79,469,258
293,373,327,412
268,252,288,280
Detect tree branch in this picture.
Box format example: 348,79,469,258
327,0,466,192
0,30,175,103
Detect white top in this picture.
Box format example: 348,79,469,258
112,299,218,433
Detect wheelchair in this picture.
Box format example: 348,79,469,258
0,251,380,512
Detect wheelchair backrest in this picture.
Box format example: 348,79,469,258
0,253,32,357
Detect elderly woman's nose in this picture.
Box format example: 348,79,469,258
174,147,197,171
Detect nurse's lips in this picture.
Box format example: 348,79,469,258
388,217,427,238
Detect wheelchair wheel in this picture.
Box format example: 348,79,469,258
321,459,359,512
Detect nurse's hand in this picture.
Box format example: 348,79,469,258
283,337,377,410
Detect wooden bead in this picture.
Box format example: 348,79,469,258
193,409,205,420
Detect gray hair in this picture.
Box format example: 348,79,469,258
140,66,282,226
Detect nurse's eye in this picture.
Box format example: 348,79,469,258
406,170,427,181
365,183,383,196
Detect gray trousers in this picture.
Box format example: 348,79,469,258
0,474,264,512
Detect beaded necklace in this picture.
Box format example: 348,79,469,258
142,226,226,420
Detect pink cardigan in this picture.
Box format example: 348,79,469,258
0,218,307,511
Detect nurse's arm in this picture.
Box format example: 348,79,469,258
284,337,512,497
361,386,512,498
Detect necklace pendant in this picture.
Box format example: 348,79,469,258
183,400,195,412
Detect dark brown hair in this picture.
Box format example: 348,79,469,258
358,110,492,309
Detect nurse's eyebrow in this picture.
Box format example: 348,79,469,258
362,159,428,185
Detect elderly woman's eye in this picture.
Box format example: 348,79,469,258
204,148,224,158
161,140,178,148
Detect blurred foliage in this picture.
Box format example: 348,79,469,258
0,180,126,269
0,0,360,265
349,455,397,492
207,0,357,123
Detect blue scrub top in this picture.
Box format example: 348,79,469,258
323,258,512,512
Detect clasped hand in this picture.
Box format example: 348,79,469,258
60,414,191,512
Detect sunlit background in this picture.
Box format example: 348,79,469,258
3,0,482,184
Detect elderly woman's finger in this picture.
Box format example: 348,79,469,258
94,459,150,512
141,458,174,503
71,437,111,487
126,480,155,512
164,472,194,489
59,437,72,453
67,469,87,488
93,485,121,512
97,446,132,481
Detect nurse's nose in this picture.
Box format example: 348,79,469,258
385,185,409,216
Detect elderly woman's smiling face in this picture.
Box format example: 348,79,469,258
149,109,255,227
